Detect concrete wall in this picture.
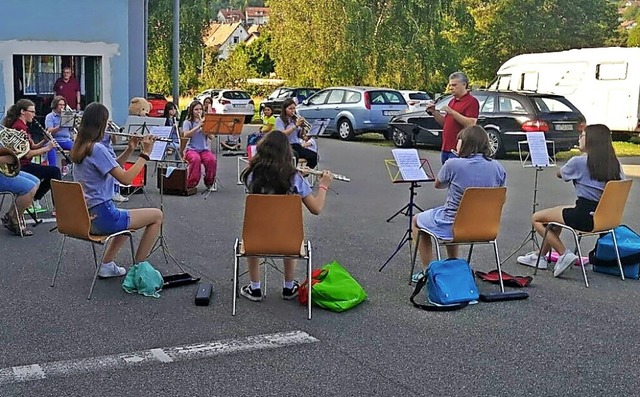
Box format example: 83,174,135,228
0,0,146,124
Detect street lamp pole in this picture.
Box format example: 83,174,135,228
172,0,180,108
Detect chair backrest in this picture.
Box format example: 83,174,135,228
51,179,93,240
451,187,507,242
242,194,304,256
592,179,633,232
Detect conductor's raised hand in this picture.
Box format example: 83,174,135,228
141,135,155,155
318,170,333,188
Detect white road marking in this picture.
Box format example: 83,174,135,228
0,330,317,385
25,217,56,224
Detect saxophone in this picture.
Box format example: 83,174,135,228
0,127,30,177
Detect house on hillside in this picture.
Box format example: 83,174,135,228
205,22,249,60
245,25,262,46
245,7,270,25
0,0,147,125
217,8,244,23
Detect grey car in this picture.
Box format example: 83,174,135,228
296,86,408,140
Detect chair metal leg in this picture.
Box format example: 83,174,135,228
87,242,101,300
410,232,421,285
307,241,312,320
611,229,626,281
263,258,268,298
232,254,239,316
492,241,505,293
128,233,136,265
534,226,551,275
467,244,474,264
51,235,67,287
569,230,589,288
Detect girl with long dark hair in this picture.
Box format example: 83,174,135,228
182,100,217,190
275,98,318,168
239,130,333,302
71,102,163,278
518,124,623,276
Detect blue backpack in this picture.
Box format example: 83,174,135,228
410,258,479,311
589,225,640,279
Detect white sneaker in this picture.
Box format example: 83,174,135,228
206,184,217,192
517,251,548,269
97,261,127,278
112,193,129,202
554,252,578,277
33,200,42,210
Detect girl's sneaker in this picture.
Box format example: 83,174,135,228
282,281,299,300
97,261,126,278
516,251,548,269
240,284,263,302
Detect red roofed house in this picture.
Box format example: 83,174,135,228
245,7,269,25
217,8,244,23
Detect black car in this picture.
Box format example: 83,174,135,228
390,90,586,158
259,87,320,116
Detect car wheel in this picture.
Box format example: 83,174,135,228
244,115,253,124
486,128,505,158
337,118,355,141
392,127,414,148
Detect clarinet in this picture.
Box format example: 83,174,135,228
32,118,73,164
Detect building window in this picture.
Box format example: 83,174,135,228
23,55,62,95
233,36,239,44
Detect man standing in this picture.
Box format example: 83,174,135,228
427,71,479,164
53,67,81,110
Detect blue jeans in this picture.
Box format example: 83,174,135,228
47,139,74,167
0,171,39,195
89,200,130,235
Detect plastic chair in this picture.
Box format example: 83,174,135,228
412,187,508,292
233,194,313,319
50,180,135,299
534,179,633,287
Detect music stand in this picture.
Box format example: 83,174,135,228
201,114,244,198
379,150,435,272
60,110,82,136
501,133,556,264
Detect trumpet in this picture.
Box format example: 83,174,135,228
296,165,350,182
106,130,173,143
293,111,312,132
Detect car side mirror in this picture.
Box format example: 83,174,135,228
302,99,309,106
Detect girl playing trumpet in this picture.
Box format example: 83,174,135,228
239,130,333,301
71,103,163,278
275,99,318,169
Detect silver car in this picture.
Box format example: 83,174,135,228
296,86,408,140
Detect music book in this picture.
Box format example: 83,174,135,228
148,126,172,161
525,132,550,167
392,149,429,181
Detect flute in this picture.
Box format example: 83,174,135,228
107,130,173,143
296,166,350,182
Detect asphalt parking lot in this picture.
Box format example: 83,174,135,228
1,128,640,396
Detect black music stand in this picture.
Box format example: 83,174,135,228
202,114,244,198
501,137,556,265
379,157,435,272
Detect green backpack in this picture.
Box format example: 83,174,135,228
299,261,367,312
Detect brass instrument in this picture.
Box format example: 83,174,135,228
0,127,30,177
31,119,73,164
296,166,350,182
106,120,125,133
293,111,312,132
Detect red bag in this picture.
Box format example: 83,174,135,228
298,269,323,305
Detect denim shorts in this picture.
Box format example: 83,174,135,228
0,171,39,195
89,200,130,235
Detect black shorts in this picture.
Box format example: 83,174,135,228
562,197,599,232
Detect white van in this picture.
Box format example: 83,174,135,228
489,47,640,134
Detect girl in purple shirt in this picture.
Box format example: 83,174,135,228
518,124,623,277
412,126,506,281
182,100,217,190
238,131,334,302
71,103,163,279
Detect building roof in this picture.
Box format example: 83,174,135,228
245,7,269,18
205,22,243,47
218,8,243,22
246,25,261,35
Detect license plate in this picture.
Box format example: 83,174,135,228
384,110,400,116
555,123,573,131
233,104,246,108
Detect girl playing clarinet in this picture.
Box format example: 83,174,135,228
239,130,333,302
71,103,163,278
182,100,217,191
44,95,75,170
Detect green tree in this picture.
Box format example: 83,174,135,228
628,22,640,47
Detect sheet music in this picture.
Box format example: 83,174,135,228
526,132,550,167
392,149,429,181
307,119,330,137
148,126,172,161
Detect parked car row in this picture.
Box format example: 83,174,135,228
192,89,254,124
389,90,586,158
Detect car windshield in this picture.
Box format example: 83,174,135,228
369,90,405,105
532,97,575,113
408,92,431,100
222,91,250,100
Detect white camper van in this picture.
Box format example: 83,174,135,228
489,47,640,134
